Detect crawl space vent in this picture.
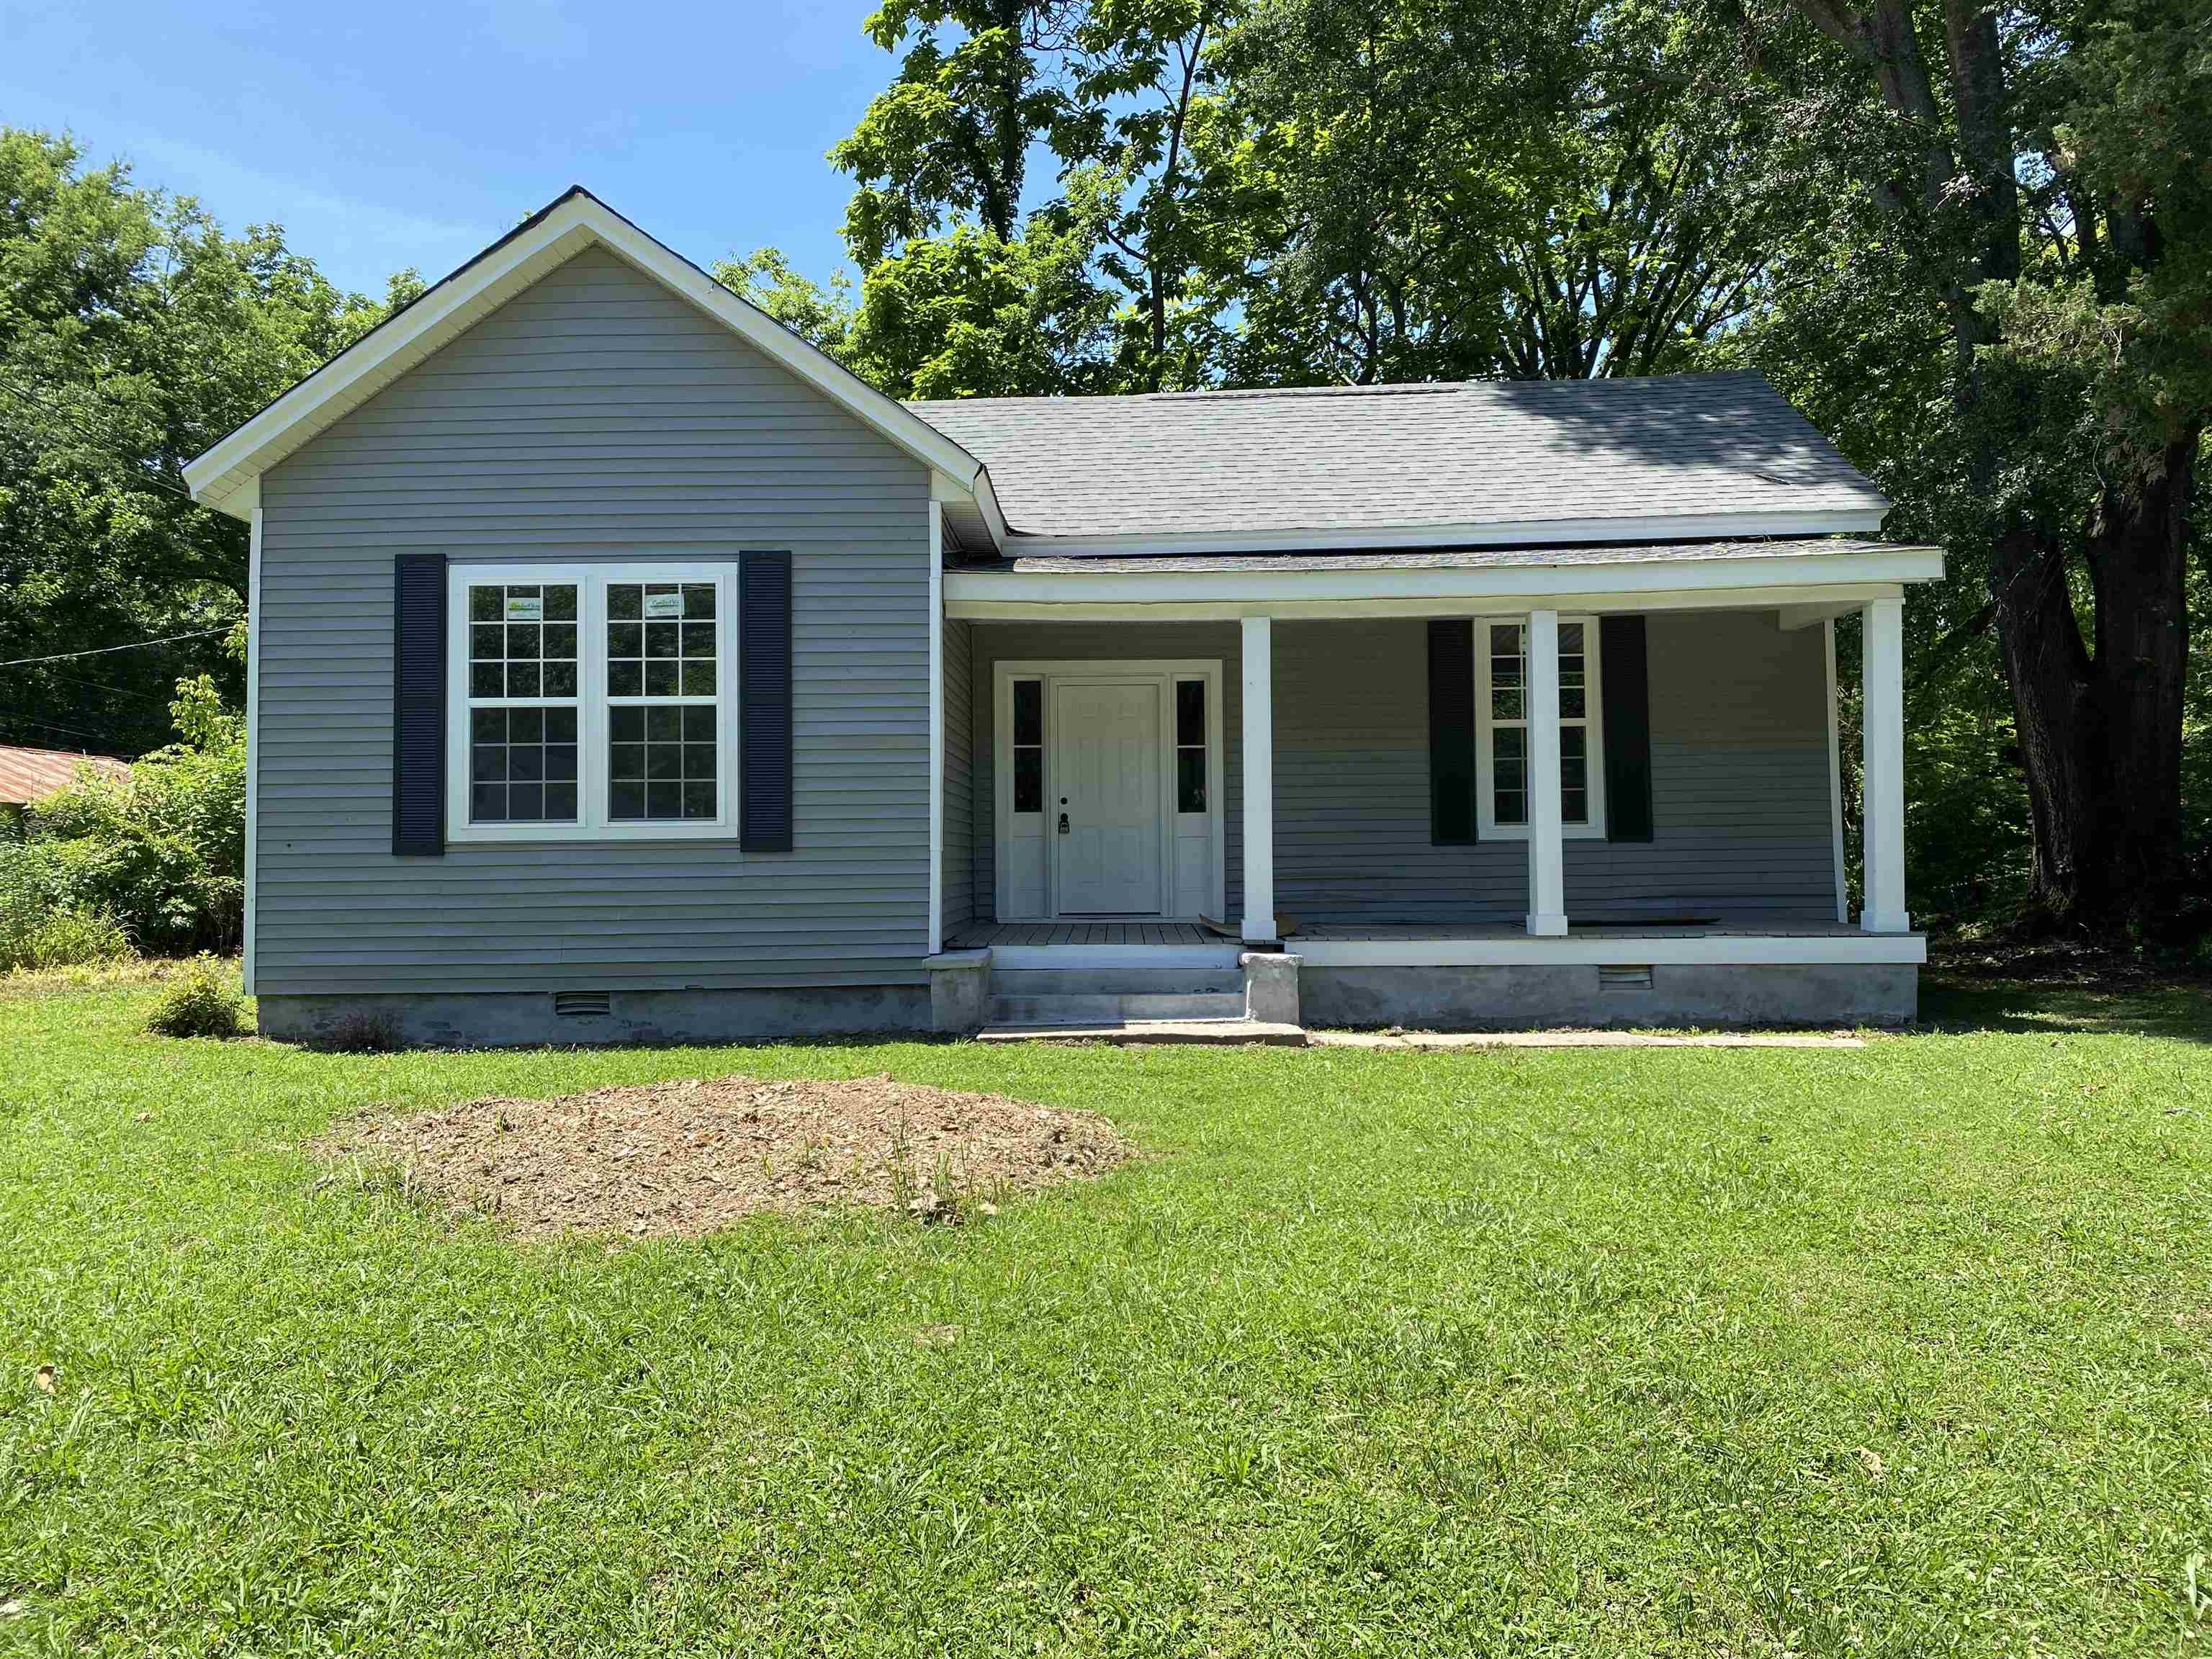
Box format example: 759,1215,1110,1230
552,992,613,1020
1599,965,1655,992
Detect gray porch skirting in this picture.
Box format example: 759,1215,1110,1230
1299,963,1917,1030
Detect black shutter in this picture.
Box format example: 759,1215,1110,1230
1601,615,1654,842
391,553,446,856
739,549,793,853
1428,619,1478,845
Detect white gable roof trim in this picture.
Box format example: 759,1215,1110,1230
182,189,1002,531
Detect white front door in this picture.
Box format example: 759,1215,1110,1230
1052,679,1164,914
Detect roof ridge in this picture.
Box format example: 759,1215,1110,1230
905,369,1771,412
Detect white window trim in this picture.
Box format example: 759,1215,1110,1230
444,560,739,844
992,658,1226,922
1475,614,1608,840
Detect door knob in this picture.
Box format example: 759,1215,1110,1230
1058,812,1070,835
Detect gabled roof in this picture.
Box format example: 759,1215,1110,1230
184,188,1003,531
188,186,1885,559
914,373,1887,554
0,745,129,806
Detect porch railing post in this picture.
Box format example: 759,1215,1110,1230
1860,595,1911,933
1526,608,1568,937
1240,613,1277,943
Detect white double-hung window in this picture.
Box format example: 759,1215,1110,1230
446,562,736,841
1475,616,1606,837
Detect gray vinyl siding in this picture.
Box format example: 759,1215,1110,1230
964,612,1832,929
254,245,932,995
1272,612,1836,925
969,623,1244,922
941,614,974,935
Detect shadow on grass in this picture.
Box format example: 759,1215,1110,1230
1921,965,2212,1042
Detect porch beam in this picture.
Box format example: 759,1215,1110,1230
1860,595,1911,933
1240,615,1277,943
944,549,1943,614
945,581,1921,625
1526,610,1568,937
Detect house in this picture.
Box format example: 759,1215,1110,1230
183,189,1938,1046
0,745,130,838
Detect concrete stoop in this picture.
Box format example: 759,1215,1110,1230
932,948,1305,1044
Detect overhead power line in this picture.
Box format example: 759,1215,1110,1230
0,628,230,669
0,375,206,507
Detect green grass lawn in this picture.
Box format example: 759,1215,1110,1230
4,969,2209,1656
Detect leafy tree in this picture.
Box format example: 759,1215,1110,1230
1195,0,1787,385
0,128,414,757
1745,0,2208,935
832,0,1075,265
805,0,1248,395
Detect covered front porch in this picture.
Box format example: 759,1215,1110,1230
929,540,1937,1030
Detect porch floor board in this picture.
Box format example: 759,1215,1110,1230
948,921,1219,949
1295,922,1869,941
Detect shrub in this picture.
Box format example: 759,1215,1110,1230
5,675,246,961
145,956,246,1038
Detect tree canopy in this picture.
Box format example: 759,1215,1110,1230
0,129,419,757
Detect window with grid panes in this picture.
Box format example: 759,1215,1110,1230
449,566,734,840
1475,617,1604,836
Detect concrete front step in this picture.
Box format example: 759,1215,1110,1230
987,991,1247,1026
991,967,1246,997
976,1019,1307,1046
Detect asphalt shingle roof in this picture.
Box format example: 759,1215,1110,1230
909,371,1886,543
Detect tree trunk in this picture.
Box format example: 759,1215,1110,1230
1990,524,2096,930
2078,431,2198,930
1995,432,2198,936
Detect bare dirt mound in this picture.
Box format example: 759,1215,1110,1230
314,1074,1130,1240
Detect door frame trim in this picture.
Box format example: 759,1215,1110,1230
992,658,1225,923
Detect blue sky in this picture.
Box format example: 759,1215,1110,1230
0,0,899,296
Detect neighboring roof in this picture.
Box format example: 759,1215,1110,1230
184,189,1000,531
913,373,1888,554
0,745,129,806
994,536,1904,575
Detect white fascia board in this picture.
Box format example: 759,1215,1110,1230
184,192,991,526
1295,933,1928,968
1007,508,1889,559
931,466,1012,550
945,549,1943,619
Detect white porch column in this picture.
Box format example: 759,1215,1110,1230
1240,613,1277,943
1525,609,1568,936
1860,595,1910,933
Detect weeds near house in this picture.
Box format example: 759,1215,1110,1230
313,1008,400,1053
4,904,132,971
141,954,245,1038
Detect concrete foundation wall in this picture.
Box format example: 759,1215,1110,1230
258,985,930,1050
1301,963,1916,1030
